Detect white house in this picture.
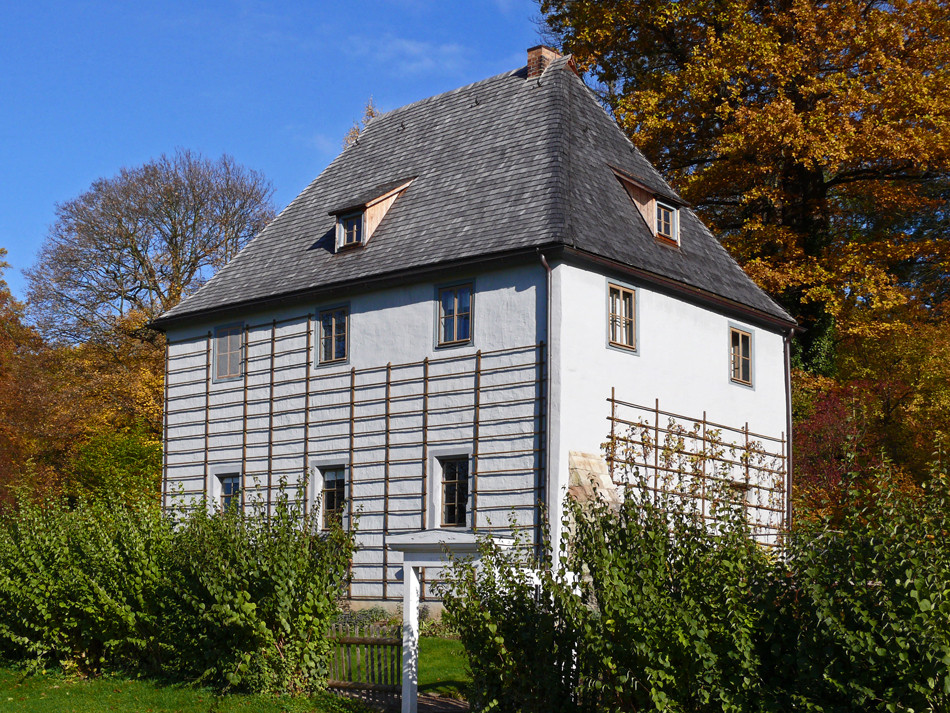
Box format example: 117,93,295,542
153,47,796,605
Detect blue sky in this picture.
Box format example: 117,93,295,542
0,0,543,298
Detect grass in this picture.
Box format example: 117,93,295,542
0,637,471,710
418,636,470,699
0,667,371,713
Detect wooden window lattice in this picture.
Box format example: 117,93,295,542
440,457,469,527
219,473,241,511
320,308,348,363
608,284,636,349
322,467,346,525
214,325,243,380
439,284,472,345
730,327,752,385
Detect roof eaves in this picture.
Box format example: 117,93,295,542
148,242,562,332
563,246,798,331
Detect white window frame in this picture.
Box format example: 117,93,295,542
656,201,679,244
336,212,364,249
208,464,243,512
426,447,473,529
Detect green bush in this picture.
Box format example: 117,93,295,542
442,527,578,712
0,495,171,672
0,484,354,695
443,465,950,712
443,482,770,712
164,489,354,693
775,465,950,711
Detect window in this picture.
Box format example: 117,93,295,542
438,284,473,345
337,213,363,249
440,457,469,527
608,284,636,350
319,307,348,364
656,201,678,243
219,473,241,511
321,467,346,525
214,324,243,380
612,168,681,245
730,327,752,386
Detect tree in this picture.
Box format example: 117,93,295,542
26,149,276,344
0,249,28,483
540,0,950,369
343,97,382,148
0,250,67,492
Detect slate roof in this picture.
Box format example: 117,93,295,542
155,56,794,327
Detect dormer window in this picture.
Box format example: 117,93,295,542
656,201,678,243
612,166,682,247
337,213,364,249
328,177,414,253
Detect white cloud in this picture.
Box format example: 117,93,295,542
492,0,520,13
343,33,470,77
306,132,341,155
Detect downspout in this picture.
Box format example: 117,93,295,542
538,250,553,561
783,328,794,532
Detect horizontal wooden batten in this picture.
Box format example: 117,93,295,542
164,340,547,602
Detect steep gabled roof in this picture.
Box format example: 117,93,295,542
155,56,793,327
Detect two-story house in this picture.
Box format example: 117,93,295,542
153,46,796,604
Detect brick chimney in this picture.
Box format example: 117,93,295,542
527,45,561,78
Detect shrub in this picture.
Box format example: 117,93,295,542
0,495,171,672
442,527,578,712
333,605,390,628
776,463,950,711
443,464,950,712
0,483,354,694
443,479,770,713
164,488,354,693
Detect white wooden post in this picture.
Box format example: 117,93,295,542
401,563,420,713
388,530,512,713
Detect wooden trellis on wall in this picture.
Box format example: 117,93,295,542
606,390,788,542
162,312,546,601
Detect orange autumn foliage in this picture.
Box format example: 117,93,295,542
0,254,164,498
542,0,950,488
541,0,950,355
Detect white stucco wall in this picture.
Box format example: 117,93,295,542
548,261,790,543
163,262,547,603
162,255,791,599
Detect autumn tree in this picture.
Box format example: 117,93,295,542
3,152,277,498
0,249,29,483
0,251,74,493
343,97,382,148
26,149,276,345
540,0,950,369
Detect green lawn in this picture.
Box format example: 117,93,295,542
419,636,470,699
0,667,371,713
0,638,470,711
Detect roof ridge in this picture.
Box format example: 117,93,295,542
358,67,524,137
